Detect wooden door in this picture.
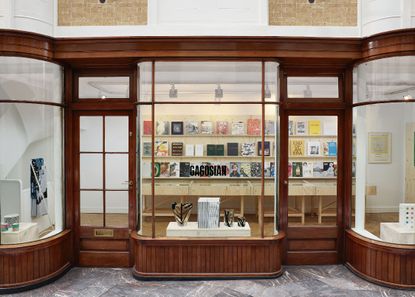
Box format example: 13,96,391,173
74,111,135,267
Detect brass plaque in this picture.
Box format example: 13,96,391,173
94,229,114,238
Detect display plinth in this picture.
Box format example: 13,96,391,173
380,222,415,244
166,221,251,237
0,222,38,244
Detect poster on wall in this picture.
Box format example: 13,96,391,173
30,158,48,217
368,132,391,164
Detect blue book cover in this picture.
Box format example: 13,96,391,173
328,141,337,156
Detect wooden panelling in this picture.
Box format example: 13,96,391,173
132,233,284,278
79,251,130,267
80,239,129,251
0,230,72,291
287,251,338,265
288,239,336,251
345,230,415,289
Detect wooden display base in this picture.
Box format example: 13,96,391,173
132,232,284,279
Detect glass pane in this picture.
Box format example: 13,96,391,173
80,116,103,152
265,62,279,102
154,61,262,102
151,104,264,238
287,77,339,98
0,56,63,103
80,191,103,226
105,154,129,190
288,115,338,226
0,104,64,244
80,154,103,189
138,62,152,102
106,191,129,228
105,116,129,152
354,56,415,103
79,77,130,99
353,102,415,245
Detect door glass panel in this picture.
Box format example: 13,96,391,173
80,116,103,152
80,191,104,226
105,154,129,190
105,191,129,227
105,116,129,152
80,154,103,189
288,115,338,226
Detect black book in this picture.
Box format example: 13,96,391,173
179,162,190,177
227,143,239,156
257,141,271,156
171,142,184,156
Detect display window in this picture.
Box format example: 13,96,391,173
137,61,279,238
0,57,64,244
352,56,415,245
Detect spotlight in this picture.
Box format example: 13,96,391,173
101,95,106,100
215,84,223,99
265,84,271,99
169,83,178,98
404,95,413,100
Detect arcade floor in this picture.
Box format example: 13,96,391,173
6,265,413,297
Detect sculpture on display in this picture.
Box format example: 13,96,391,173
172,202,193,225
237,217,246,227
198,197,220,228
224,209,234,227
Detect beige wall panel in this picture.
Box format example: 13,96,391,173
269,0,357,26
58,0,147,26
405,123,415,202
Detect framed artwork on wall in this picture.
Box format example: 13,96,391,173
368,132,391,163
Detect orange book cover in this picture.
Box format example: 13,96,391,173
247,119,261,136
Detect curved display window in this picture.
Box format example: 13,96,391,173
0,57,64,245
137,61,279,238
352,56,415,245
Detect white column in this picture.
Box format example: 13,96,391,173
0,0,13,29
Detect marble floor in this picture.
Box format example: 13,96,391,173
5,265,415,297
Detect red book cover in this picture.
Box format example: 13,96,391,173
247,119,261,135
143,120,152,135
288,162,292,177
216,121,229,135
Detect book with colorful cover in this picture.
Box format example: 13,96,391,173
308,120,321,136
288,162,292,177
155,141,169,156
289,120,295,136
265,162,275,177
257,141,271,156
307,141,320,156
323,162,335,177
327,141,337,156
302,162,313,177
143,120,152,135
292,162,303,177
229,162,241,177
296,121,306,135
231,121,245,135
241,142,255,156
289,139,305,157
171,142,183,156
247,118,261,136
143,142,152,156
265,120,275,135
313,162,324,177
159,162,170,177
200,121,213,134
154,162,160,177
216,121,229,135
171,121,184,135
185,121,199,135
169,161,180,177
156,121,169,135
240,162,251,177
251,162,262,177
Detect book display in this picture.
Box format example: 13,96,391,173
288,116,338,225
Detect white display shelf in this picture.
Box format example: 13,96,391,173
289,135,337,138
143,134,275,138
166,221,251,237
146,156,275,159
288,156,337,159
380,223,415,244
0,222,38,244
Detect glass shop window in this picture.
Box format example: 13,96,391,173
287,77,339,99
78,76,130,99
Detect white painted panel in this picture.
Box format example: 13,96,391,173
361,0,402,36
13,0,53,35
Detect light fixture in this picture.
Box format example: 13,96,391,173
404,95,413,100
303,85,312,97
101,95,106,100
215,84,223,99
169,83,178,98
265,83,271,99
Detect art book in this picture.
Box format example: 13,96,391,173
229,162,241,177
247,118,261,136
143,142,152,156
195,144,204,156
251,162,262,177
169,161,180,177
265,120,275,135
159,162,170,177
185,144,194,156
323,162,335,177
154,162,160,177
289,120,295,136
156,121,169,135
155,141,169,156
327,141,337,156
185,121,199,135
171,121,184,135
179,162,191,177
143,120,152,135
257,141,271,156
289,139,305,157
240,162,251,177
296,121,306,135
288,161,292,177
30,158,48,217
241,142,255,156
308,120,321,136
216,121,229,135
292,162,303,177
307,141,320,156
227,143,239,156
265,162,275,177
313,162,324,177
200,121,213,134
171,142,183,156
231,121,245,135
302,162,313,177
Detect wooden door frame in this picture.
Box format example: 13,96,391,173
72,109,136,266
279,107,346,264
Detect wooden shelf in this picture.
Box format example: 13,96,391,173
289,135,337,138
145,156,276,159
142,134,276,138
288,155,337,159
